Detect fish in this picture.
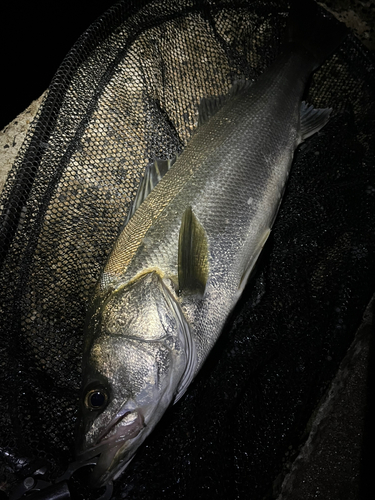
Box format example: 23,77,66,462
75,0,347,488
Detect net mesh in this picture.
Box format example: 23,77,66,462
0,0,374,498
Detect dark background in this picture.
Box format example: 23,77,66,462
1,1,119,131
2,1,374,131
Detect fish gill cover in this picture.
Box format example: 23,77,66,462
0,0,374,499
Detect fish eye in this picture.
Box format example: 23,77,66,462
84,388,109,411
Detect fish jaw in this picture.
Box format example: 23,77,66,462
77,399,167,488
76,407,145,487
76,367,179,487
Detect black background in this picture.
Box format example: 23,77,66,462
1,1,118,131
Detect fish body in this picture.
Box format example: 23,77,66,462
76,0,347,487
103,50,308,356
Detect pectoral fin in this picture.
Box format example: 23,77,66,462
178,207,208,296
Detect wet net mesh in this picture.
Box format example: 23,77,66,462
0,0,374,499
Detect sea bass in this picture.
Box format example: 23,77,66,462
76,0,346,487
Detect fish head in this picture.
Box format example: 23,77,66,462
76,271,193,487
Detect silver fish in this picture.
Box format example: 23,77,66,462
76,0,346,487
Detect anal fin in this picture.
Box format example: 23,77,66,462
233,228,271,305
300,101,331,142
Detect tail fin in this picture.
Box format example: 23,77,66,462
287,0,348,69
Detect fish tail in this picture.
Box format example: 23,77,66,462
287,0,348,69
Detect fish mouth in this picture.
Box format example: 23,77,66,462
77,409,145,488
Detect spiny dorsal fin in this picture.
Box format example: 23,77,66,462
300,101,331,142
198,80,253,126
178,207,208,296
125,157,177,223
198,95,229,126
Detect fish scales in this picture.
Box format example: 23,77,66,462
77,0,347,488
104,51,308,290
100,51,311,367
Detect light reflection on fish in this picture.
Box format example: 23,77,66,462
76,0,347,487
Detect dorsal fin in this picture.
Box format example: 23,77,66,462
198,80,253,126
198,95,228,126
125,157,177,224
300,101,331,142
178,207,208,296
